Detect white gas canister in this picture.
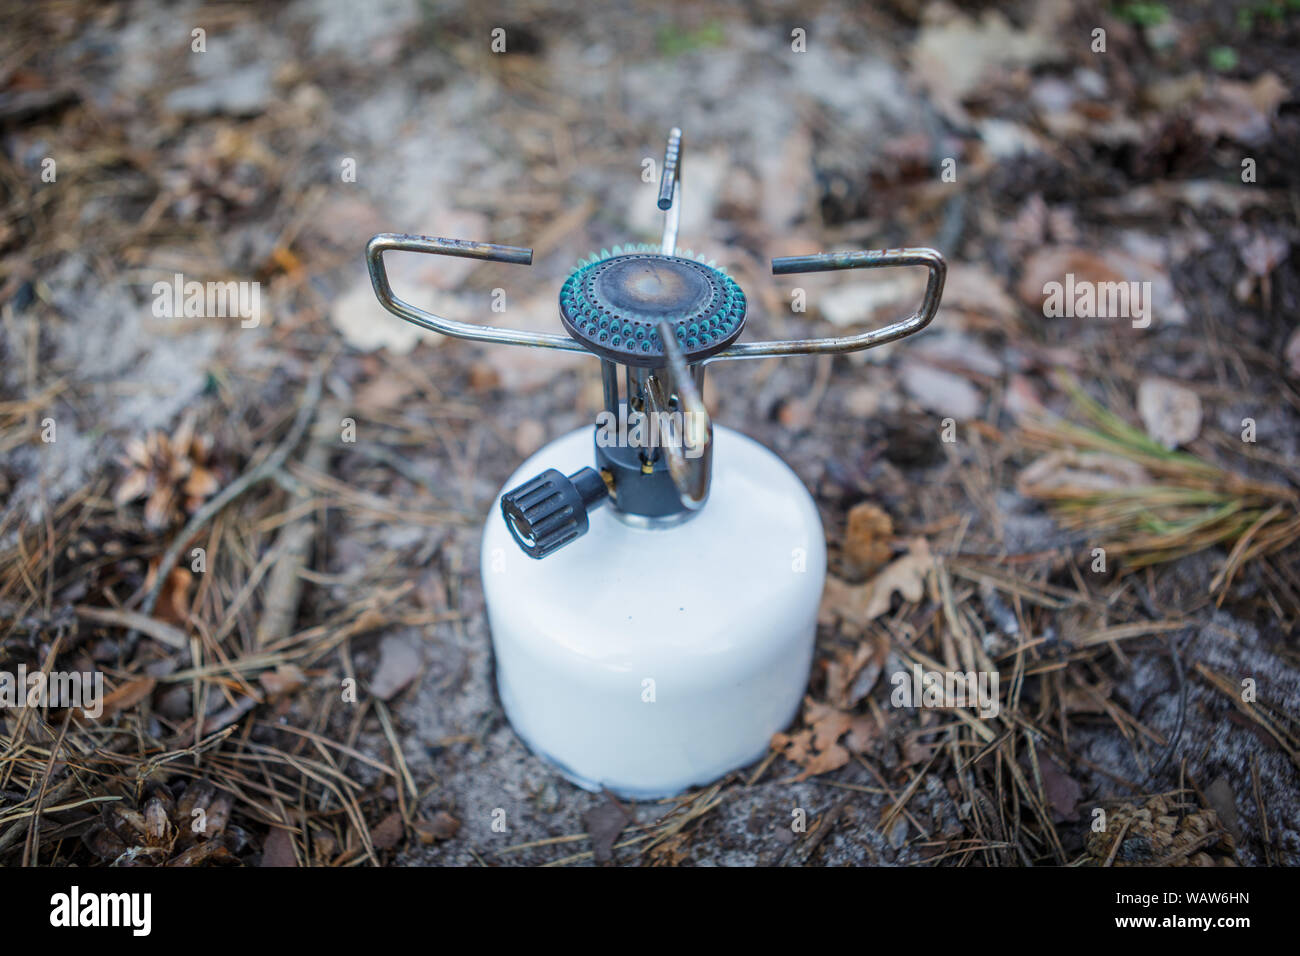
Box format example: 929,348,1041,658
364,126,944,801
482,424,826,799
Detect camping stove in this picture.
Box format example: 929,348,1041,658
366,128,945,799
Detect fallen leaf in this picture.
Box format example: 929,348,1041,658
302,195,386,250
819,575,856,628
86,676,156,720
414,811,460,844
913,332,1003,377
912,6,1065,123
355,374,414,411
825,632,889,709
1236,232,1289,278
1143,73,1206,112
331,277,445,354
843,502,893,579
807,700,852,752
888,818,910,848
369,811,405,850
467,291,586,391
1204,776,1242,842
844,714,880,754
818,271,927,328
1137,378,1202,449
259,663,307,698
1035,755,1082,822
183,466,218,499
771,698,858,780
898,360,981,419
259,826,298,867
1017,246,1127,308
821,539,936,627
862,538,935,622
902,735,934,767
1232,230,1289,305
113,469,148,507
772,727,815,766
939,263,1020,321
798,743,851,779
584,793,630,864
154,566,192,628
1194,73,1289,144
370,633,421,701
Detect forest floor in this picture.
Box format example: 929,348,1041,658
1,0,1298,866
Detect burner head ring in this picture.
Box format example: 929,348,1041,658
559,252,746,366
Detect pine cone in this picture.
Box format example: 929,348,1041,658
83,780,245,867
1085,795,1236,866
114,413,220,529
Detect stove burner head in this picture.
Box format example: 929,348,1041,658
365,125,947,559
559,251,746,366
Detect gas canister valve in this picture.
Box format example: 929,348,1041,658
500,467,609,559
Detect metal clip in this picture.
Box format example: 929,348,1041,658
645,318,711,509
706,248,946,363
364,233,587,354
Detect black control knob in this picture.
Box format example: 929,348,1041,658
501,467,609,559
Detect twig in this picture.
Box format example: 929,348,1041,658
256,399,337,646
0,773,78,854
74,605,187,649
782,796,849,867
22,708,72,866
1250,754,1273,866
1101,815,1132,867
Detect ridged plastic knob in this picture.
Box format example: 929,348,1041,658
500,467,609,559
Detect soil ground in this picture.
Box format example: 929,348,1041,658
1,0,1298,866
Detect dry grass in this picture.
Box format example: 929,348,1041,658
0,363,404,866
1018,376,1300,591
